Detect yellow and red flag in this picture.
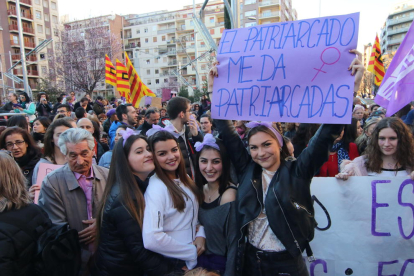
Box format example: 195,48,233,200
105,55,116,87
367,34,385,86
125,52,156,108
116,59,131,103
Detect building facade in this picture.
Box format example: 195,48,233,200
123,0,297,98
380,0,414,55
0,0,60,95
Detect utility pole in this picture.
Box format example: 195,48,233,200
16,0,30,96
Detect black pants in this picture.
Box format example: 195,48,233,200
243,243,309,276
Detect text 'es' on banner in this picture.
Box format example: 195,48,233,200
211,13,359,124
308,176,414,275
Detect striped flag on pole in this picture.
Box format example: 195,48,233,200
367,34,385,86
125,52,156,108
116,59,131,103
105,55,116,86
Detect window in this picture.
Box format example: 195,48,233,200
155,69,159,74
146,59,150,64
210,29,215,35
147,69,151,75
52,15,58,24
51,1,57,10
147,80,152,85
245,22,257,27
46,27,50,35
43,0,48,7
164,78,168,83
153,37,157,42
37,24,43,33
245,10,256,17
190,20,194,26
210,17,215,24
44,14,49,21
35,11,42,19
162,36,166,41
144,28,148,33
136,29,140,34
40,52,46,60
220,27,224,33
155,79,159,84
145,38,148,43
13,36,18,44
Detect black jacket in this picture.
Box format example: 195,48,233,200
137,120,153,136
177,125,203,178
93,177,172,276
0,102,14,113
15,151,42,187
0,204,52,276
73,102,93,113
93,102,104,116
36,102,53,117
215,120,342,275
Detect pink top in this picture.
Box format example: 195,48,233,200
73,168,94,220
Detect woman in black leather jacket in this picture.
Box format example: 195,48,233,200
93,130,172,276
207,51,364,276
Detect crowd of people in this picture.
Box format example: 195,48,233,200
0,49,413,276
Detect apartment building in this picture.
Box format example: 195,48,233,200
0,0,60,93
123,0,296,97
363,43,372,69
62,14,123,99
380,0,414,55
240,0,297,28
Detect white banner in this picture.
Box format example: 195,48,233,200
308,177,414,276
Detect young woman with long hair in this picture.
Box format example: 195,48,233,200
14,92,36,122
0,151,52,276
207,50,364,275
337,117,414,179
194,134,237,275
93,129,172,276
143,127,205,273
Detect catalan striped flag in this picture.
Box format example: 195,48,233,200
105,55,116,87
116,59,131,103
367,34,385,86
125,52,156,108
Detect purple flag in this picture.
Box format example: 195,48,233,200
375,23,414,116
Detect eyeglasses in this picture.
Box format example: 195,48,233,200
57,110,67,114
5,140,26,149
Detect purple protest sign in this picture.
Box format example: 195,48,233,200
211,13,359,123
375,23,414,117
145,96,152,106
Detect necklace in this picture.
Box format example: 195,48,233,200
205,185,219,203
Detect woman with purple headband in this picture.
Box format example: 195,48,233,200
194,134,237,275
207,50,365,276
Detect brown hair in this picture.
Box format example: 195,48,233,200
149,131,202,211
184,268,220,276
0,127,41,158
0,151,31,212
365,117,414,173
43,118,74,163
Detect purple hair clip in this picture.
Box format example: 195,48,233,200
119,128,142,147
245,121,284,147
146,124,180,139
194,134,220,152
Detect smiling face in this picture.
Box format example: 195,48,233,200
249,131,280,171
154,139,181,179
199,148,222,184
33,120,46,133
5,133,28,158
128,138,154,180
378,127,398,157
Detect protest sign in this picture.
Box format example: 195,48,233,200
212,13,359,123
150,97,162,109
308,176,414,275
34,163,64,204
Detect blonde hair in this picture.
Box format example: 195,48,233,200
184,268,220,276
0,151,31,212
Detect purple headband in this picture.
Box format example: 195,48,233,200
119,128,142,147
146,124,180,139
245,121,284,147
194,134,220,152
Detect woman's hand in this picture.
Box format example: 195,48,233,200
208,61,219,91
28,184,41,201
348,49,365,94
193,237,206,256
335,172,350,181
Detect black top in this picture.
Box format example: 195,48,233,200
201,186,238,210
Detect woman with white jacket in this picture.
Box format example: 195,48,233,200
143,126,205,273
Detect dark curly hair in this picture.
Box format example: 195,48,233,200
365,117,414,173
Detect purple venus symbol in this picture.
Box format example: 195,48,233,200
312,47,341,82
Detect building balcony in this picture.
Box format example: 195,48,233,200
11,54,36,62
125,34,132,39
388,27,410,36
167,39,176,44
259,0,280,7
25,41,36,48
388,16,413,26
167,51,176,56
168,61,177,66
387,38,402,46
15,80,38,89
259,11,280,19
158,28,176,35
204,8,224,15
13,69,39,76
7,9,33,20
8,0,32,6
177,26,192,32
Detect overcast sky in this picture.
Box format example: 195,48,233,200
59,0,397,50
